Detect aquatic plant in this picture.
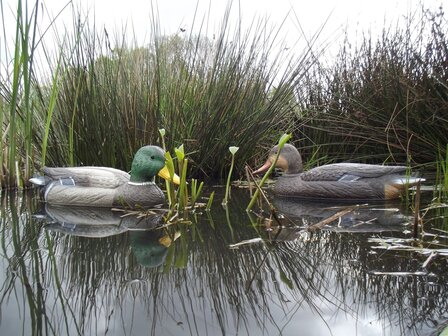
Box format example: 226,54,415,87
161,143,206,220
206,191,215,211
174,144,188,212
222,146,239,206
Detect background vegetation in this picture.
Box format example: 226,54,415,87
295,6,448,168
1,1,447,192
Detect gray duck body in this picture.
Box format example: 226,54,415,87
255,144,424,200
29,145,173,208
39,166,165,208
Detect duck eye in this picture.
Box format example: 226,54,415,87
150,155,155,160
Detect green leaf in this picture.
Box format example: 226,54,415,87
164,152,175,179
175,144,185,161
278,133,292,146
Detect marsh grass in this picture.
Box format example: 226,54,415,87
1,0,309,187
0,0,40,188
1,0,447,200
435,144,448,201
40,5,311,183
294,6,448,171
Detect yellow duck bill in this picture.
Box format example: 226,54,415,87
157,165,181,185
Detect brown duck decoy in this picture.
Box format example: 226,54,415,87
253,144,424,200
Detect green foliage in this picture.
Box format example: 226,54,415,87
40,10,305,181
0,0,41,188
435,144,448,201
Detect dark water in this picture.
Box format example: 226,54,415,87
0,188,447,336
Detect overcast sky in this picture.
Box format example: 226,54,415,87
1,0,444,72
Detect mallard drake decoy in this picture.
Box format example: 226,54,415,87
253,144,424,200
30,145,180,208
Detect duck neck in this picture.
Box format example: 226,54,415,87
130,154,154,183
285,156,303,174
275,144,304,174
130,168,154,183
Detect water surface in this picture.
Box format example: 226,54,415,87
0,188,447,335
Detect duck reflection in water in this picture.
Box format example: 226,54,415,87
256,198,412,243
272,198,410,232
38,204,164,237
35,204,174,268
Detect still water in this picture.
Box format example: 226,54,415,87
0,188,447,336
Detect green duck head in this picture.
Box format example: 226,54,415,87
130,145,180,184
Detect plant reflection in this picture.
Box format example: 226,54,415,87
0,189,447,335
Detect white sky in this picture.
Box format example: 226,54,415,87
0,0,444,75
45,0,443,36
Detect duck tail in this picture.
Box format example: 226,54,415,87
391,176,426,187
29,176,50,186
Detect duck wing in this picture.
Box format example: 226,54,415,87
43,166,130,189
300,163,407,182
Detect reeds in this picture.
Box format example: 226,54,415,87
435,144,448,201
1,1,447,197
1,0,40,188
294,6,448,171
34,4,308,182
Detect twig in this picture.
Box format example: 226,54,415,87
422,251,437,268
245,165,254,197
307,205,363,232
413,181,421,239
246,167,284,227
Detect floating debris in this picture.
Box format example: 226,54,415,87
229,238,263,249
370,271,428,276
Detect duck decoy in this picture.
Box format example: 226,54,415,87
253,144,424,200
29,145,180,208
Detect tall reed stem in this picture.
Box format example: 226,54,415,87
246,133,291,211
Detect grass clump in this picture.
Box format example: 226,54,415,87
0,0,41,188
1,0,447,200
435,144,448,201
2,1,313,188
294,6,448,170
37,5,310,182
